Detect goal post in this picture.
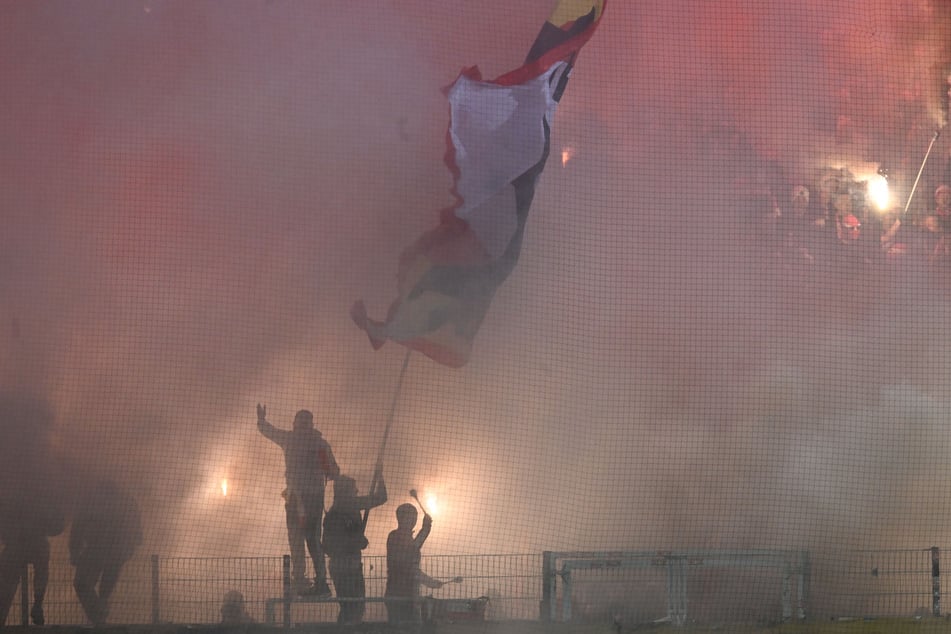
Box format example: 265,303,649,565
541,549,810,625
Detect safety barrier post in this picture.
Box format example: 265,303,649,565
19,563,28,625
932,547,940,617
798,550,810,620
150,554,160,624
666,555,687,625
562,568,572,621
282,555,291,628
541,551,554,621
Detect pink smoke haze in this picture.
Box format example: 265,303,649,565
2,0,951,588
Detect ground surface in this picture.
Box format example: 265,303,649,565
4,618,951,634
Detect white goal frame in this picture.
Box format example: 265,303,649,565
541,549,810,625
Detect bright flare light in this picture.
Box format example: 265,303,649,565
866,175,890,212
424,493,440,517
221,479,228,497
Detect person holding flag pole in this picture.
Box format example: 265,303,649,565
352,0,606,546
322,472,387,625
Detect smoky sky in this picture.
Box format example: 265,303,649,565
3,0,951,575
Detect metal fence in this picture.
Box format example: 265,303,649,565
3,552,542,627
808,548,939,620
0,548,943,626
262,553,543,626
156,556,286,625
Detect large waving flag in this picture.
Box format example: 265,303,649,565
352,0,605,367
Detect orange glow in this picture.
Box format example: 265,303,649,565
561,146,574,167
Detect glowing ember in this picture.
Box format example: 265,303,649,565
561,146,574,167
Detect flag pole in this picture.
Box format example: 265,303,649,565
902,127,942,218
362,348,412,529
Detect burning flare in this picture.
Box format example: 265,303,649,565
561,146,574,167
424,492,440,516
866,175,890,212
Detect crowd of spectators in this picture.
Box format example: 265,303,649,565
750,167,951,276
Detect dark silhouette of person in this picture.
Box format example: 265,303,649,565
0,493,65,626
385,503,446,626
257,404,339,596
69,479,143,626
322,473,387,624
220,589,255,625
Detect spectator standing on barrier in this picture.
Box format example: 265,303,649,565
385,502,447,626
70,478,143,626
322,473,387,624
257,404,339,597
0,493,65,626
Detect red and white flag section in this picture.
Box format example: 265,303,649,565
352,0,605,367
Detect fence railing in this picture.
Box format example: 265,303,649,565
255,553,542,626
0,547,943,626
542,549,810,625
4,552,542,627
808,548,939,620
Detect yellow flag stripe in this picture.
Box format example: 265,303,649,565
547,0,604,28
